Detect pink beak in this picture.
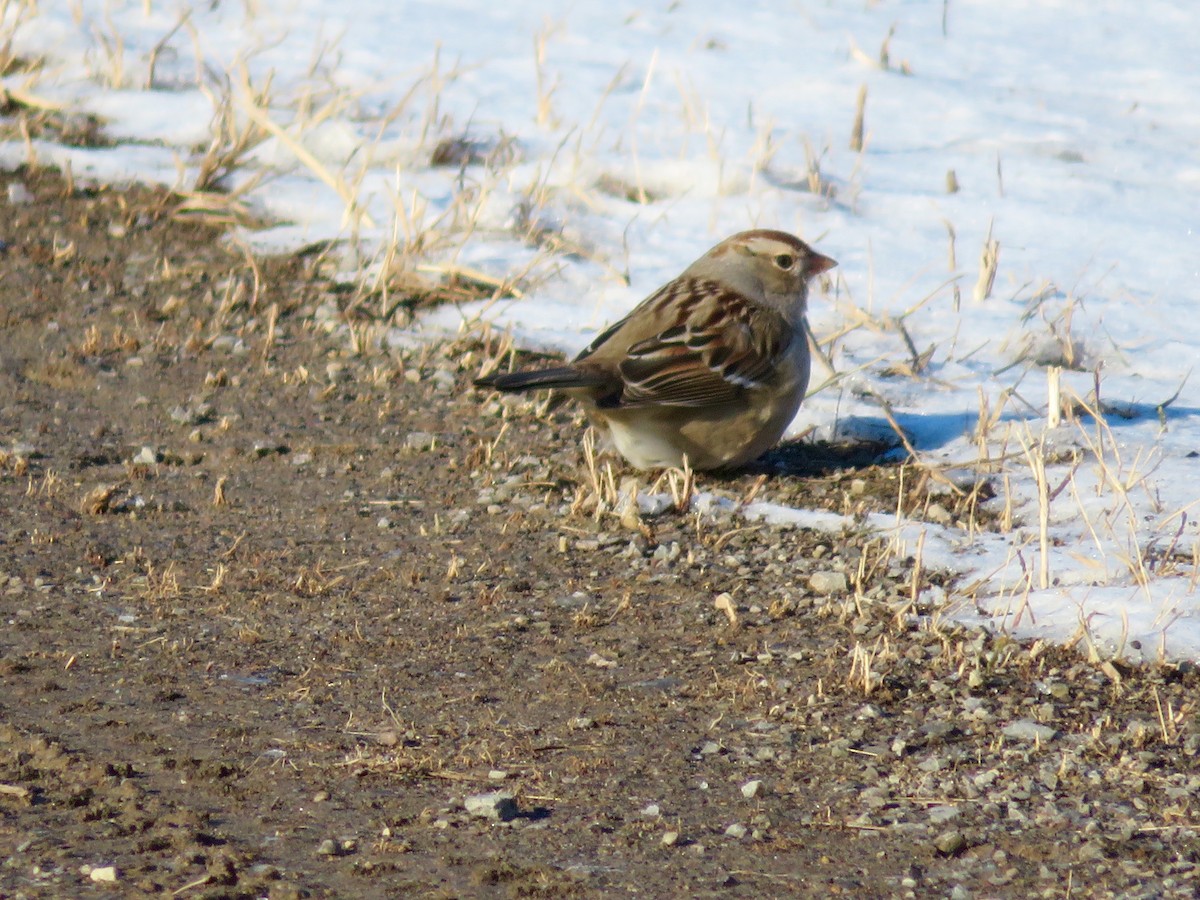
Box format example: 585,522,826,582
808,253,837,276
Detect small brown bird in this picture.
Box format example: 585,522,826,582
475,229,836,470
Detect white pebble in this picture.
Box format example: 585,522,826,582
89,866,118,883
809,571,848,595
1001,719,1057,742
740,779,764,799
464,790,518,821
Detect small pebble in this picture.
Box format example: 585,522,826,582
740,780,763,799
809,571,848,595
926,502,953,525
651,542,680,562
211,335,247,353
553,592,591,610
637,493,671,516
253,441,288,458
1001,720,1057,742
170,402,214,425
404,431,436,452
464,790,520,822
89,866,118,883
928,805,960,824
934,830,967,856
714,593,738,625
724,823,747,839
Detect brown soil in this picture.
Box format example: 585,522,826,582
1,167,1198,898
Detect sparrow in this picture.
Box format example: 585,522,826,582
475,229,836,470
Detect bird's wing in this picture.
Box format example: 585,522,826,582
610,287,794,409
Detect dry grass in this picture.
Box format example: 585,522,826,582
848,23,913,75
972,220,999,302
849,84,867,153
188,67,273,195
7,6,1192,669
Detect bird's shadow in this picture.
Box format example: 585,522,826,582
1074,400,1200,432
737,412,926,478
745,399,1200,479
749,435,899,478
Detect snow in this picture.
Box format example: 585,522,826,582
4,0,1197,660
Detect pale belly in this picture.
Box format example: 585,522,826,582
597,339,811,471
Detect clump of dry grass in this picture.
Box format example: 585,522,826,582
1012,284,1090,370
0,0,37,79
972,220,999,302
849,84,867,152
848,23,913,75
0,16,107,147
185,66,273,196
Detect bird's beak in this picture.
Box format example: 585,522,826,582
809,253,837,275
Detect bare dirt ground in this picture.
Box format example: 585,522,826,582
1,168,1199,898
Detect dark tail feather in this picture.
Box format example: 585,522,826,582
475,366,609,393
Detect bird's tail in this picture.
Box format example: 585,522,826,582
475,366,609,393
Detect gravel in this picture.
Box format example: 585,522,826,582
0,167,1197,898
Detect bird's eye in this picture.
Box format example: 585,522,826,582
773,253,796,270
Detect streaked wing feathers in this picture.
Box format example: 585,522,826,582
613,282,793,408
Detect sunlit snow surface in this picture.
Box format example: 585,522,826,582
6,1,1198,659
